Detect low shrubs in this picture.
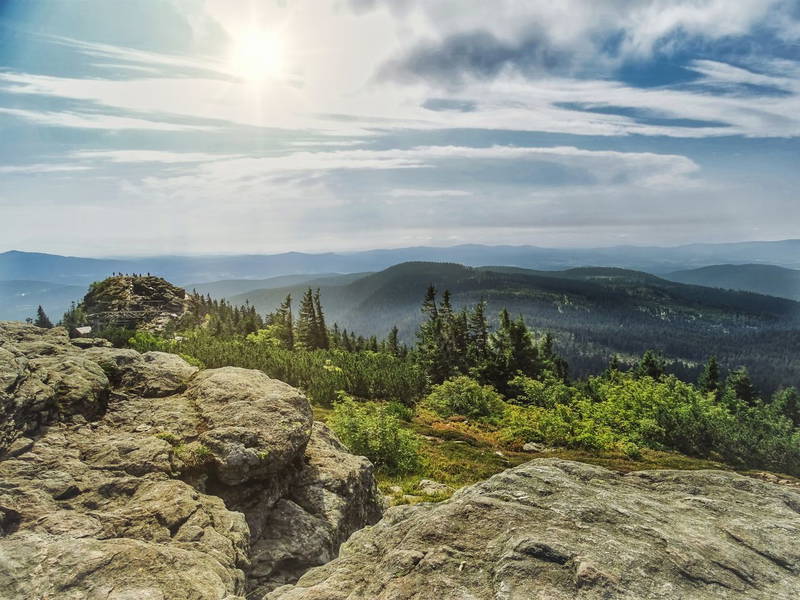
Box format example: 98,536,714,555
329,394,422,475
422,376,504,419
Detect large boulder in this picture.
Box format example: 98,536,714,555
0,322,109,452
0,323,383,599
268,459,800,600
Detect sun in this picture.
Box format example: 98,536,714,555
229,29,286,82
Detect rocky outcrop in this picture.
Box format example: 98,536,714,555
269,459,800,600
0,322,383,599
81,274,190,330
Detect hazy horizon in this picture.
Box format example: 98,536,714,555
3,237,800,261
2,1,799,255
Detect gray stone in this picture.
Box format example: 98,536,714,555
70,337,112,349
415,479,453,496
0,322,383,599
268,459,800,600
522,441,545,452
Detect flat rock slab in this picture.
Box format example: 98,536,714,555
269,459,800,600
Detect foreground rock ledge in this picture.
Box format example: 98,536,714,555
0,322,383,599
269,459,800,600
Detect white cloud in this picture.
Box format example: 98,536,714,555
388,188,472,197
0,164,91,174
72,150,242,163
0,106,212,131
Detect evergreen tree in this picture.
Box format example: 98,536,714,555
416,286,452,383
60,301,87,332
313,289,329,350
606,354,621,373
486,309,539,394
296,289,319,350
387,325,400,356
723,367,758,408
34,305,54,329
266,294,294,349
634,350,666,380
773,387,800,427
467,300,489,366
698,356,721,396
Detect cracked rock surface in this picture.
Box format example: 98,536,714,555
268,459,800,600
0,322,383,600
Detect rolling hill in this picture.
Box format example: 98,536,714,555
184,273,370,299
232,262,800,394
666,264,800,301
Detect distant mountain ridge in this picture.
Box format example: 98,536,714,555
3,239,800,287
666,264,800,301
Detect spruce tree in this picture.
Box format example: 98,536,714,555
634,350,666,380
296,289,318,350
34,306,54,329
698,356,720,396
723,367,758,408
387,325,400,356
416,286,451,383
486,309,539,394
313,289,329,350
467,300,489,365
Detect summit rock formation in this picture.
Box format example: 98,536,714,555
0,322,383,599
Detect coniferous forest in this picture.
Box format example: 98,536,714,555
106,283,800,480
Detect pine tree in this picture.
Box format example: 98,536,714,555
634,350,665,380
698,356,720,396
60,302,87,332
34,305,54,329
467,300,489,365
486,309,540,394
387,325,400,356
266,294,294,349
313,289,329,350
723,367,758,408
296,289,318,350
416,286,452,383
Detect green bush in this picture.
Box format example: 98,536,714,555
496,371,800,475
422,376,505,419
328,394,421,475
167,331,426,406
128,330,173,353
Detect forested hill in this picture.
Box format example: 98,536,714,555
665,264,800,301
231,261,800,394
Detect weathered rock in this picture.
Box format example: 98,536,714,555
268,459,800,600
81,274,190,331
246,423,384,597
416,479,453,496
0,323,383,599
0,322,110,451
185,367,312,487
70,337,113,349
522,441,545,452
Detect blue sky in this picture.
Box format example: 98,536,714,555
1,0,799,256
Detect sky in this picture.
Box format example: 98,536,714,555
1,0,799,256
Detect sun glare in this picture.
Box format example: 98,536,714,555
229,29,286,82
